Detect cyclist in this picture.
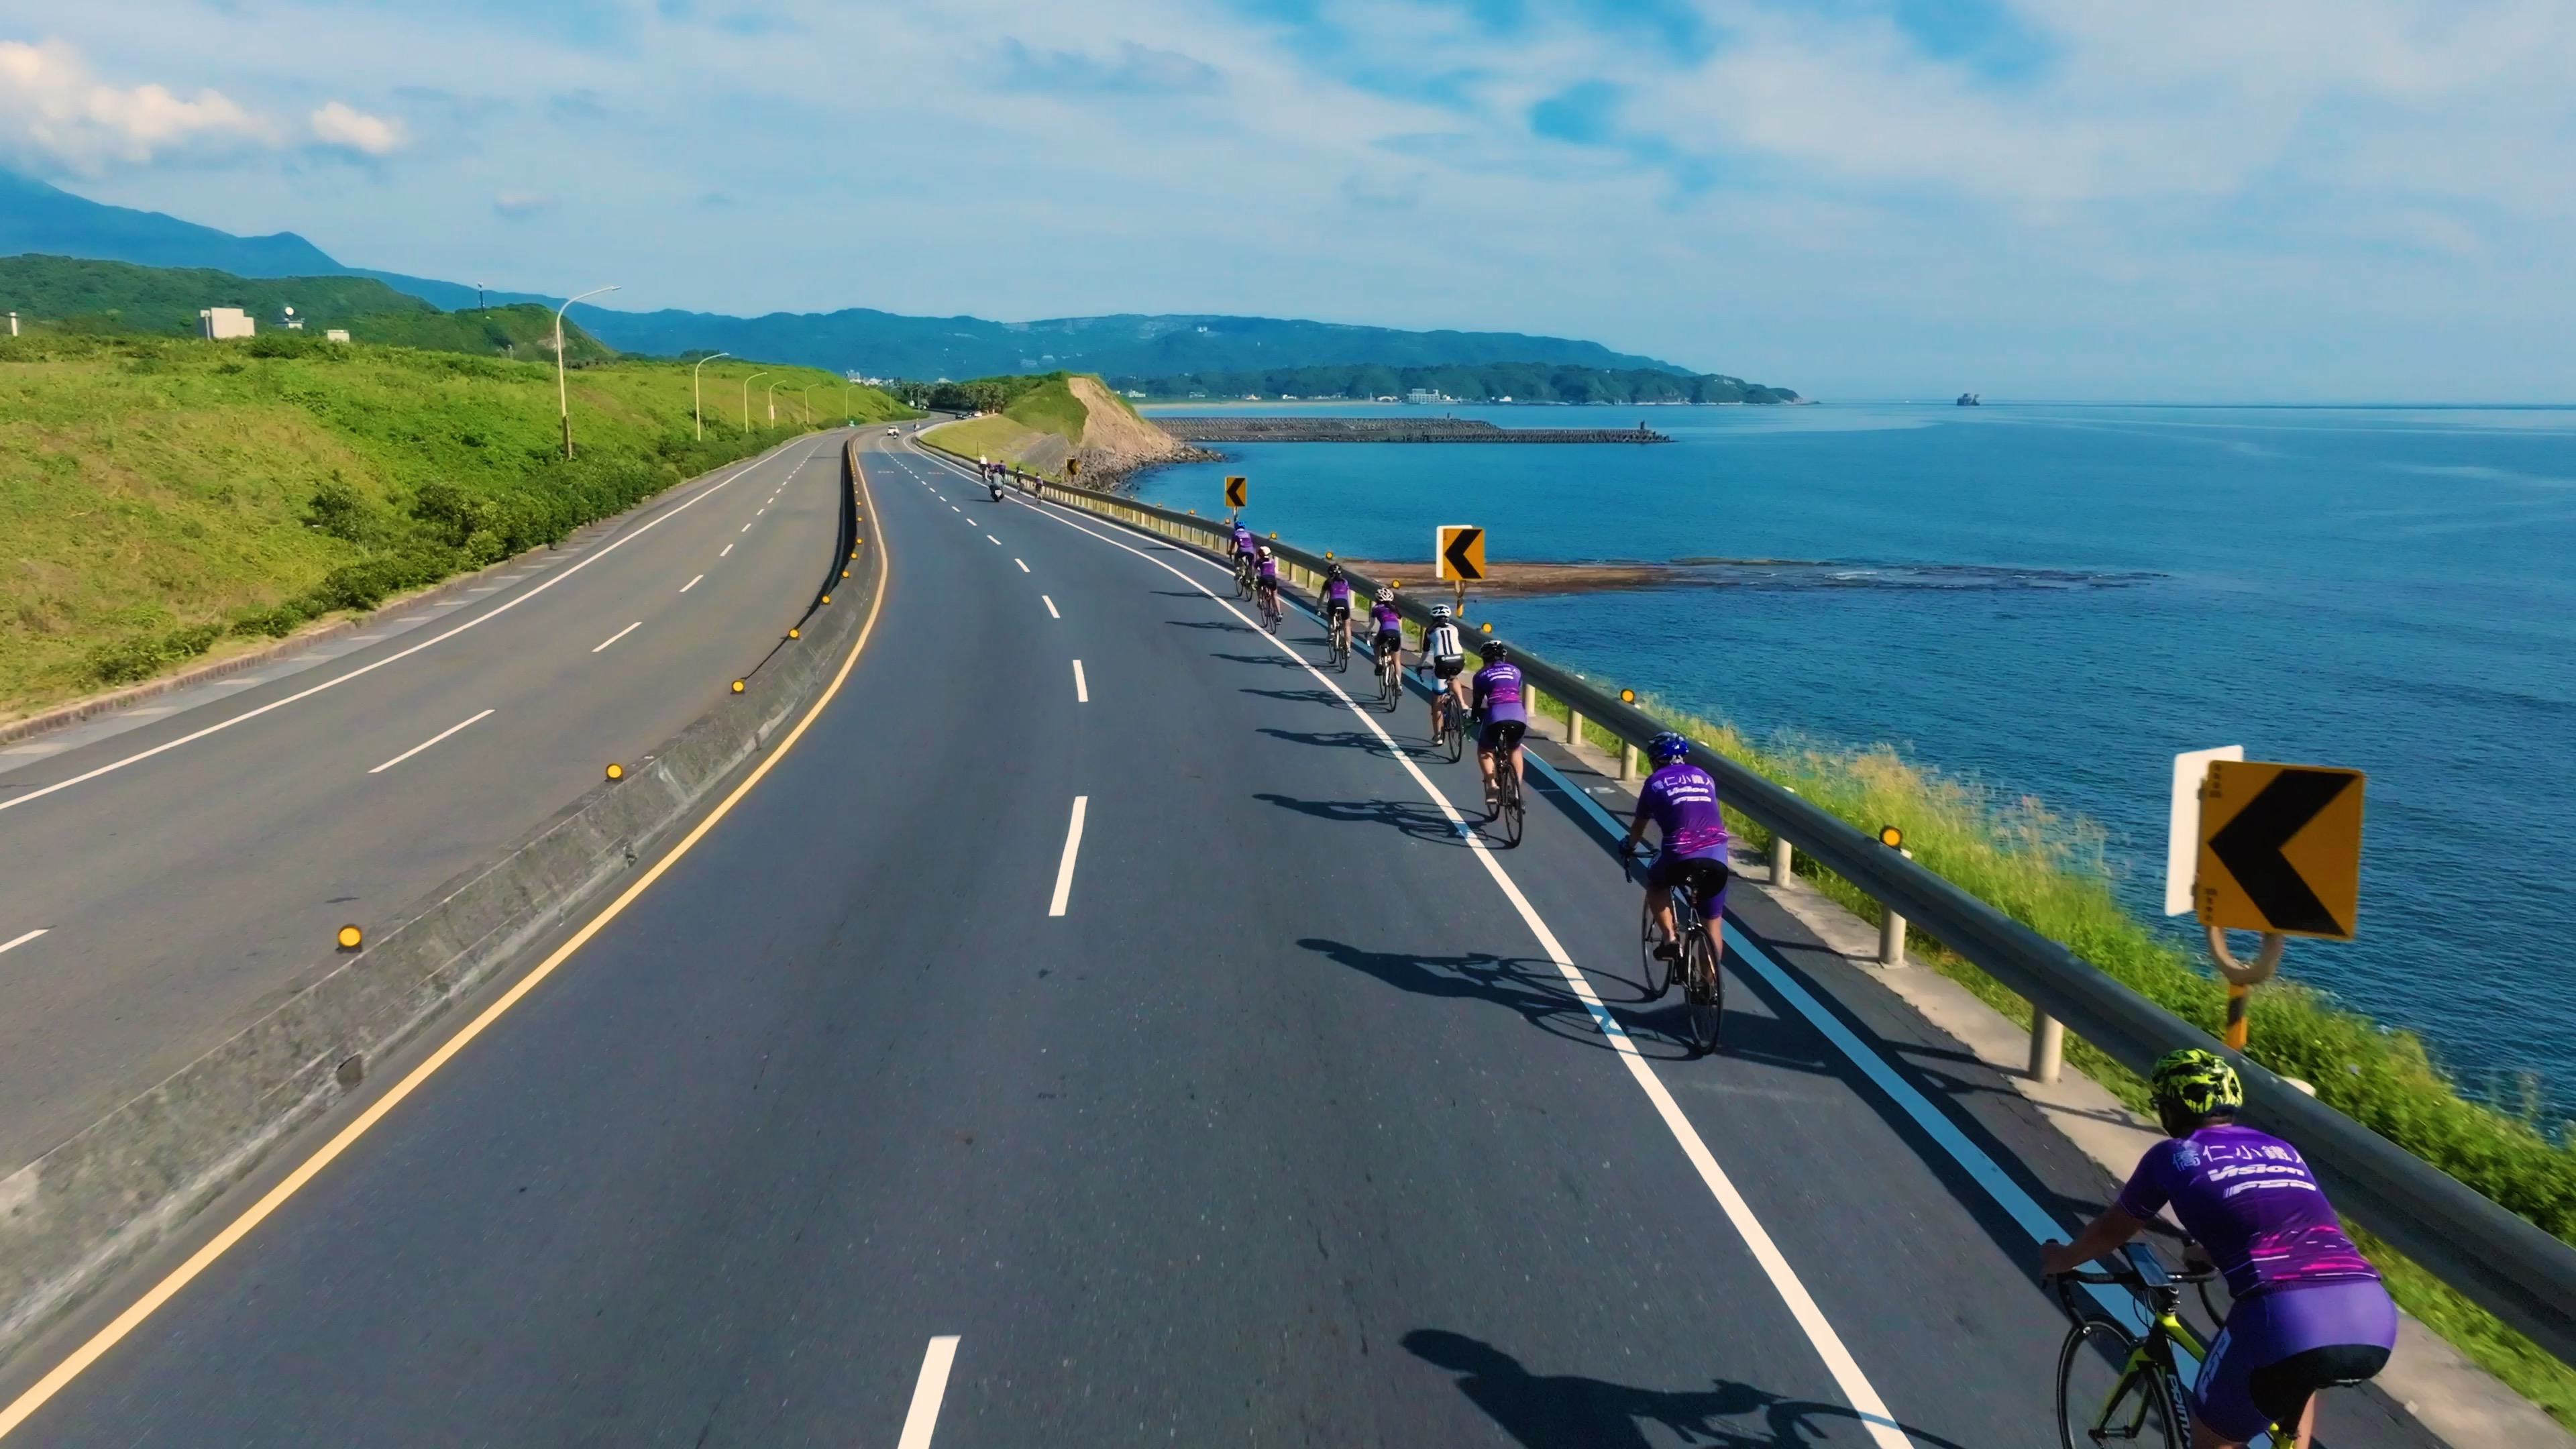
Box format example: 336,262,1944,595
2040,1050,2396,1449
1617,732,1729,965
1230,521,1258,584
1321,564,1354,654
1254,544,1281,621
1417,605,1468,740
1469,641,1529,818
1370,588,1404,678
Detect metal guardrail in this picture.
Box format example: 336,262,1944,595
919,443,2576,1364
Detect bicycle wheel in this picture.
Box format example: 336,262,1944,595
1680,924,1723,1054
1443,706,1465,763
1638,892,1669,998
1499,767,1524,847
2057,1318,2184,1449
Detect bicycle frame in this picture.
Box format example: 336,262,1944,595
2059,1250,2293,1449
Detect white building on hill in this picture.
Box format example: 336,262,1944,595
199,307,254,339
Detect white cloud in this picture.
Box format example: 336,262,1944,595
491,189,551,217
0,37,271,173
309,99,404,156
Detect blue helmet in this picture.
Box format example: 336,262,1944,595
1648,731,1690,765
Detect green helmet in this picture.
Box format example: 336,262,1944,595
2149,1049,2244,1124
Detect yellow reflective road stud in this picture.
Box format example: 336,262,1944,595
2195,761,2364,939
1436,525,1485,582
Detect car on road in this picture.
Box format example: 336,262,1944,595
886,427,899,435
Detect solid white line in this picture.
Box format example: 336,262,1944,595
986,535,1001,546
0,928,48,955
1042,596,1059,619
895,1336,961,1449
590,621,642,653
0,444,796,820
720,543,734,557
1018,496,1918,1449
1049,796,1088,917
366,708,494,775
1014,558,1028,573
682,574,704,593
1072,659,1087,702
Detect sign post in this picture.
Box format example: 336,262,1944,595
1436,525,1485,616
2184,757,2365,1049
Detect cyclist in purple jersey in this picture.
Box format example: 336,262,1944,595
1254,545,1281,615
1370,590,1403,656
1320,564,1355,653
2043,1050,2394,1448
1469,645,1529,818
1618,733,1730,967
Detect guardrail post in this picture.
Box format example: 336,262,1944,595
1878,906,1907,966
1771,834,1793,885
2029,1012,2063,1083
1564,708,1582,745
1617,741,1637,780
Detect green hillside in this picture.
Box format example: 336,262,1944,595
0,255,612,362
0,330,910,718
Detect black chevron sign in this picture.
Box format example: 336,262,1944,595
1439,526,1485,582
2196,761,2365,939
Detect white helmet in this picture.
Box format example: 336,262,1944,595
1257,544,1272,558
1374,586,1395,604
1430,604,1452,620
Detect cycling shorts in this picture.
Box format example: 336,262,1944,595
1376,629,1403,652
1479,717,1526,753
2194,1281,2396,1442
1326,599,1351,620
1646,854,1730,906
1430,657,1465,680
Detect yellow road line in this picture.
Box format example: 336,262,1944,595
0,452,892,1441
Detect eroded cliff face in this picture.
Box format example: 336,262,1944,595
1063,376,1210,482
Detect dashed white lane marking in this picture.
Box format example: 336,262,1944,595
741,521,755,533
720,543,734,557
591,621,643,653
951,506,961,513
1049,796,1088,917
896,1336,961,1449
1042,596,1060,619
0,443,800,820
1014,558,1028,573
1016,492,1919,1449
367,709,495,775
0,928,48,955
986,535,1001,546
682,574,704,593
1072,659,1088,702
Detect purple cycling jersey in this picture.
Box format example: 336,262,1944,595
1371,604,1401,635
1638,763,1729,860
1325,578,1352,603
1256,555,1278,580
1471,661,1527,723
2116,1124,2380,1299
1233,529,1255,555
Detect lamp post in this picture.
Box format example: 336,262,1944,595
692,352,731,441
742,370,769,431
800,384,816,426
766,379,784,424
842,380,854,423
555,284,619,459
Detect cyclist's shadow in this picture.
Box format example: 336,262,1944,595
1405,1330,1972,1449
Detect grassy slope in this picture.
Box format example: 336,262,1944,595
921,415,1046,462
0,333,906,716
1489,673,2576,1424
1000,375,1089,443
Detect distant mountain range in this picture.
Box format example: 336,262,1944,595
0,171,1773,388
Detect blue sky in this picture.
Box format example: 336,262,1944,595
3,1,2573,400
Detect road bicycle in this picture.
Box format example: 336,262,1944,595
1376,638,1403,707
1256,580,1283,633
1627,847,1724,1053
2048,1245,2346,1449
1233,554,1256,598
1324,608,1352,671
1432,684,1466,763
1486,720,1525,847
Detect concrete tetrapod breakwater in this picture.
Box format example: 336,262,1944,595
1152,415,1669,443
0,439,879,1362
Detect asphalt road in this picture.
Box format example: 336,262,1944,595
0,431,854,1173
0,434,2438,1447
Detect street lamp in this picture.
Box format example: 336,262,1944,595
555,284,619,459
693,352,731,441
766,378,784,424
743,370,769,431
800,384,816,425
842,380,854,423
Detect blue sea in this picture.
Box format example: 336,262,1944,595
1137,402,2576,1121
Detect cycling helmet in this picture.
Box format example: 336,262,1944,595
1647,731,1691,765
1257,544,1272,558
1326,562,1345,580
1375,587,1395,604
2147,1049,2244,1131
1483,641,1511,662
1430,604,1452,620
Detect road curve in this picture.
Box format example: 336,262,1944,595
0,433,2439,1447
0,433,852,1172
